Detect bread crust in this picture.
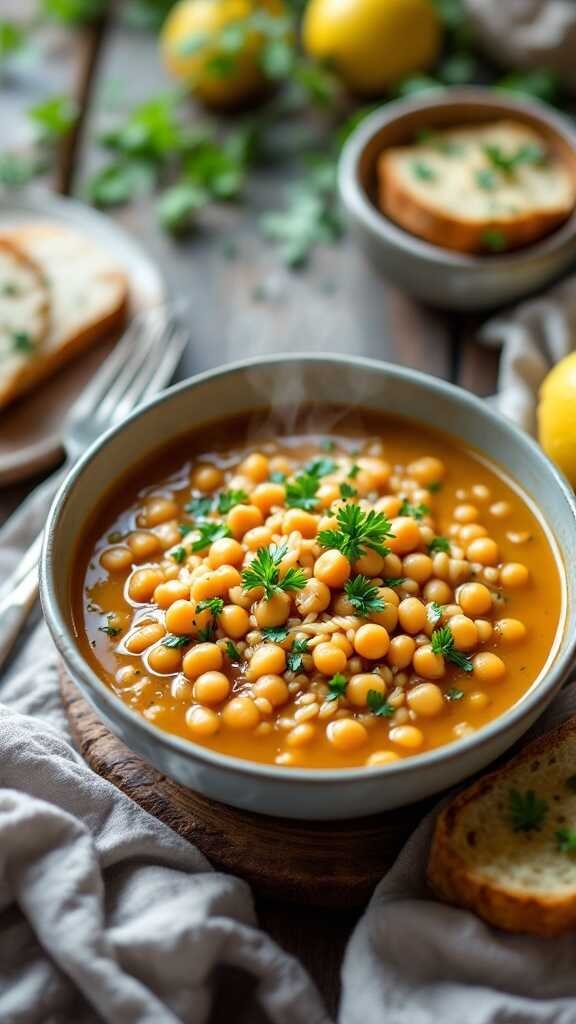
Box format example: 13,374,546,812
427,718,576,936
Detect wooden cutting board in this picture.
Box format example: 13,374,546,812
60,670,435,908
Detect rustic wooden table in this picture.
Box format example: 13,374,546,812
2,4,501,1019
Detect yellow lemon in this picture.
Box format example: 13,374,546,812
302,0,442,96
538,351,576,487
161,0,289,109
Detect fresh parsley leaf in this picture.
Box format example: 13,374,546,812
304,457,336,478
179,522,195,536
260,159,342,268
269,470,286,484
162,634,192,649
483,142,547,176
86,160,155,207
171,546,186,564
428,481,443,493
475,168,497,192
11,331,34,354
318,504,393,562
191,521,232,553
428,536,451,554
344,575,385,617
217,489,249,514
287,637,309,672
383,577,406,588
431,626,473,672
241,542,307,599
261,625,289,643
326,673,347,701
28,95,78,140
98,624,121,638
399,499,429,520
197,623,215,642
185,496,213,519
348,464,360,479
157,181,207,235
411,160,436,182
339,482,357,499
427,601,443,626
285,471,320,511
509,789,548,832
496,68,560,106
367,689,395,717
196,597,224,617
481,228,507,253
225,639,241,661
446,687,464,701
556,828,576,854
41,0,106,23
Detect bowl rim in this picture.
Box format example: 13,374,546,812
41,352,576,787
338,86,576,269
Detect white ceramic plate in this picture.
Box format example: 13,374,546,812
0,190,166,486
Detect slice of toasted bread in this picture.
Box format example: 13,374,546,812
0,222,128,412
0,239,51,407
428,717,576,935
378,120,576,254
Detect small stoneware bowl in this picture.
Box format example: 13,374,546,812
338,88,576,311
41,355,576,820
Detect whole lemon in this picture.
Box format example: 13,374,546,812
161,0,289,109
303,0,442,96
538,351,576,487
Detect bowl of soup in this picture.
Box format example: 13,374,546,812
40,355,576,819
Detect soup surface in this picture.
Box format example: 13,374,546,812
76,409,563,769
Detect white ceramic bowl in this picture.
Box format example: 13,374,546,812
41,355,576,820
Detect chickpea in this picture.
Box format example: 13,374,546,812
145,497,179,527
354,624,390,660
354,549,384,577
183,642,223,679
432,551,450,580
457,582,493,617
467,691,489,711
219,604,250,639
423,579,453,605
153,579,190,609
376,495,402,518
313,642,348,676
282,509,318,538
253,674,289,707
453,504,479,525
115,665,142,688
475,619,493,643
408,456,445,487
388,517,421,555
207,537,244,569
471,484,491,503
327,718,368,752
317,482,341,508
331,633,354,657
412,644,445,680
250,482,285,514
370,597,399,633
367,750,400,766
354,468,378,496
128,567,165,603
241,453,269,483
254,592,291,629
165,599,197,635
379,585,400,608
388,634,416,669
460,523,488,544
191,566,241,602
127,531,161,561
191,464,223,492
186,705,220,737
407,682,443,717
222,696,261,729
449,614,479,651
227,504,264,539
403,553,433,584
125,622,165,654
147,644,182,674
500,562,530,589
389,725,424,749
346,673,386,707
467,537,499,566
269,454,292,476
247,643,286,680
193,670,230,705
286,723,317,748
472,652,506,683
495,618,527,644
296,578,331,616
397,597,426,635
244,526,273,551
100,546,132,573
314,549,351,588
490,501,511,519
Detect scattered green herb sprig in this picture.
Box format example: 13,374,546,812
509,789,548,833
431,626,473,672
344,575,385,617
367,689,395,718
241,542,307,600
326,673,347,701
287,637,309,672
318,505,393,563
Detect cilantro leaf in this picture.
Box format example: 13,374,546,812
285,471,320,511
170,546,187,564
162,633,192,649
196,597,224,617
344,575,385,617
339,482,357,499
431,626,473,672
217,489,249,514
304,457,336,478
326,673,347,701
287,637,309,673
428,536,451,554
98,624,121,638
367,689,395,717
225,639,241,662
399,499,429,520
28,95,78,140
185,496,213,519
261,625,289,643
318,504,393,562
191,521,232,553
445,687,464,701
241,543,307,600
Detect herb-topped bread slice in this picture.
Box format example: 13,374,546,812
428,717,576,935
0,222,128,412
378,120,576,254
0,239,50,407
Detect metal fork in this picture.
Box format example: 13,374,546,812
0,307,188,668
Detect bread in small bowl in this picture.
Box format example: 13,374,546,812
378,119,576,254
428,716,576,935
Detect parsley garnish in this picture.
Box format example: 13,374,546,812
348,464,360,479
197,623,215,642
339,482,357,499
191,521,232,552
11,330,34,354
427,601,443,626
287,637,309,672
367,690,395,717
318,505,393,562
475,168,497,191
483,142,547,176
196,597,224,617
98,624,121,638
481,228,507,253
411,159,436,182
428,481,443,493
509,789,548,832
261,625,289,643
217,489,248,514
179,522,195,536
428,536,451,554
285,471,320,511
399,499,429,520
344,575,385,617
184,496,212,519
171,546,186,564
326,673,347,701
431,626,473,672
269,470,286,484
383,577,406,588
304,457,336,478
162,633,192,649
225,639,241,662
556,828,576,854
446,687,464,701
241,542,307,599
